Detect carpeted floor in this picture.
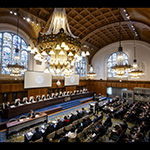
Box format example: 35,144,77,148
0,101,134,143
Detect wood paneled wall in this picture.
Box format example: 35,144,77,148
1,78,150,104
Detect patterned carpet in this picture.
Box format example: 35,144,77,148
0,101,134,143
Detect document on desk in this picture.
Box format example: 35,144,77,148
28,132,33,136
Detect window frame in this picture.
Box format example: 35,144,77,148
0,31,29,74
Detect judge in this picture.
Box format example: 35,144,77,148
15,99,21,106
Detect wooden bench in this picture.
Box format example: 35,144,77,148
80,97,93,104
43,106,62,115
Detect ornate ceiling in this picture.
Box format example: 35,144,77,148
0,8,150,63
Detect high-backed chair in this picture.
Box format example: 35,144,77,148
30,137,43,143
46,131,55,140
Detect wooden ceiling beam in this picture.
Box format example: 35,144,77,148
19,8,46,23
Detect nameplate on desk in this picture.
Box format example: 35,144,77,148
64,96,71,102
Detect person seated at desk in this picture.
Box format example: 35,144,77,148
5,101,10,109
74,90,77,94
30,127,42,142
67,91,70,96
47,94,50,99
76,110,82,119
15,99,21,106
36,95,41,102
30,96,35,103
27,109,35,118
64,91,67,96
59,92,62,96
63,116,70,126
51,93,56,98
55,118,63,130
55,93,59,97
22,97,28,104
42,95,46,100
43,121,55,142
70,91,73,95
69,112,77,123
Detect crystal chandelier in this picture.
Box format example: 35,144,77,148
6,9,26,77
111,8,131,78
87,65,96,79
29,8,90,77
128,36,144,79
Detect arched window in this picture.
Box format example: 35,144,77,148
75,56,86,77
107,52,128,77
0,32,29,74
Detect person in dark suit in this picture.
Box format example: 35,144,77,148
55,118,63,130
63,116,70,126
5,101,10,109
95,101,99,114
27,110,35,118
30,127,42,142
36,96,40,102
15,99,21,106
76,122,84,133
103,113,112,127
70,112,77,123
76,110,82,119
82,119,88,128
43,121,55,142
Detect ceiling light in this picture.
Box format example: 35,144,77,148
26,18,30,22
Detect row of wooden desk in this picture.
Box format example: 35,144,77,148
6,112,47,139
3,92,94,119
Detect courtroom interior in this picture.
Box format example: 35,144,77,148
0,7,150,143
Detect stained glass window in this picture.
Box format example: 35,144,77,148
75,56,86,77
107,52,128,77
0,32,29,74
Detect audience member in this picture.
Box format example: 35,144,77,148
30,127,42,142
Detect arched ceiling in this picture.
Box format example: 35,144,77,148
0,7,150,63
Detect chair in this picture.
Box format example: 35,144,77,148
19,115,27,120
72,120,78,126
68,137,76,142
46,131,55,140
64,124,72,132
8,118,17,123
83,126,89,134
77,131,84,142
31,137,43,143
78,118,83,123
56,127,64,136
35,111,41,116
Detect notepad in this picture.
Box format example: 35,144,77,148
28,132,33,136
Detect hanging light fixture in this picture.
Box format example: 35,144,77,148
111,8,131,78
28,8,90,77
128,35,144,79
87,65,96,79
6,9,26,77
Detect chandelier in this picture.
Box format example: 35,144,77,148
87,65,96,79
111,8,131,78
128,36,144,79
30,8,90,77
6,9,26,77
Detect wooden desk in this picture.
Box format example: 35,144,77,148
3,92,95,119
6,112,47,139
